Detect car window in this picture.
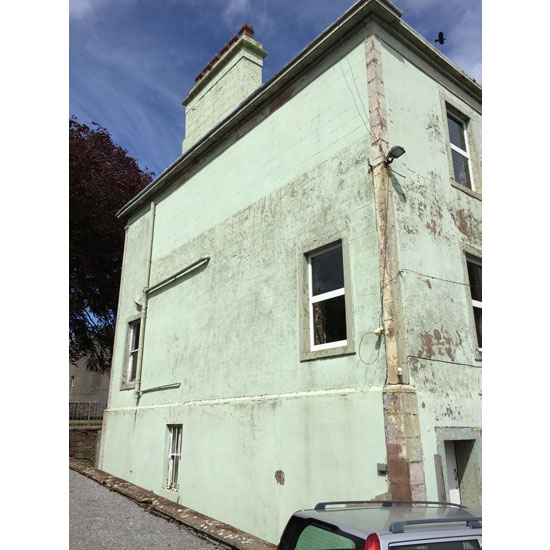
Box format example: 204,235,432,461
294,525,356,550
390,541,480,550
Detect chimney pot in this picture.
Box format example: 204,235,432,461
238,22,254,38
182,23,267,154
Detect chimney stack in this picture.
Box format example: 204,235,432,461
182,23,268,153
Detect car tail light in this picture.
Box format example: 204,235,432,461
365,533,380,550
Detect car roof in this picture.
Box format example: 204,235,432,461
294,502,481,538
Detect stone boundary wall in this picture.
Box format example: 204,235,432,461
69,427,102,465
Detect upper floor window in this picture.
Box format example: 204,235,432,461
447,111,474,190
466,257,482,350
127,319,140,382
308,242,347,351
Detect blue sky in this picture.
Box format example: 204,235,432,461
69,0,481,176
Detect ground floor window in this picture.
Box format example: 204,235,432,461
166,424,182,490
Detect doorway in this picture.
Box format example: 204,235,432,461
436,428,481,510
444,440,461,504
444,438,478,507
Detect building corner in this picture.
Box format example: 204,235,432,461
365,32,426,501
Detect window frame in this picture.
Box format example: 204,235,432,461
439,93,482,199
447,110,475,191
299,236,355,362
127,319,140,382
166,424,182,491
121,313,142,389
465,256,482,353
308,242,347,351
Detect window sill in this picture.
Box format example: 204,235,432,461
300,343,355,362
451,180,482,201
474,348,482,362
120,381,136,391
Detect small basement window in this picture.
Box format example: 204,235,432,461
308,242,347,350
127,319,141,382
447,111,474,190
166,425,182,490
466,257,482,350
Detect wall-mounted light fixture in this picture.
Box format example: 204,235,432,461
385,145,406,165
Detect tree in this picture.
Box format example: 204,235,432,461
70,116,153,372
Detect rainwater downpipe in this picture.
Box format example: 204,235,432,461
134,201,156,399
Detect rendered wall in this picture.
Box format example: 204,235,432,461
103,33,391,544
379,31,482,508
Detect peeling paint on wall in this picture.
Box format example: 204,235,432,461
274,470,285,485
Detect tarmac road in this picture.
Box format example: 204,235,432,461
70,469,219,550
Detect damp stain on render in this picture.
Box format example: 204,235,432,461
274,470,285,485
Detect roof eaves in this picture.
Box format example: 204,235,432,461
116,0,404,220
117,0,480,220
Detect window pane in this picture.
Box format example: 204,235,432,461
171,428,178,454
474,307,482,348
467,261,482,301
167,458,173,487
313,295,347,345
311,245,344,296
447,114,467,150
451,150,471,188
128,351,137,381
295,525,355,550
172,456,179,487
131,322,140,350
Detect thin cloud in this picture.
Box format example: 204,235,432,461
69,0,109,19
220,0,273,32
395,0,482,82
70,0,140,20
70,0,481,175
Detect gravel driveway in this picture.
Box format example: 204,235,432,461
70,469,219,550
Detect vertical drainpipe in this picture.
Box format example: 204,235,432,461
365,32,426,501
134,201,156,399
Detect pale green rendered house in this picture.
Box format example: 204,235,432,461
99,0,481,543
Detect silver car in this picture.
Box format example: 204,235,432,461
276,501,481,550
